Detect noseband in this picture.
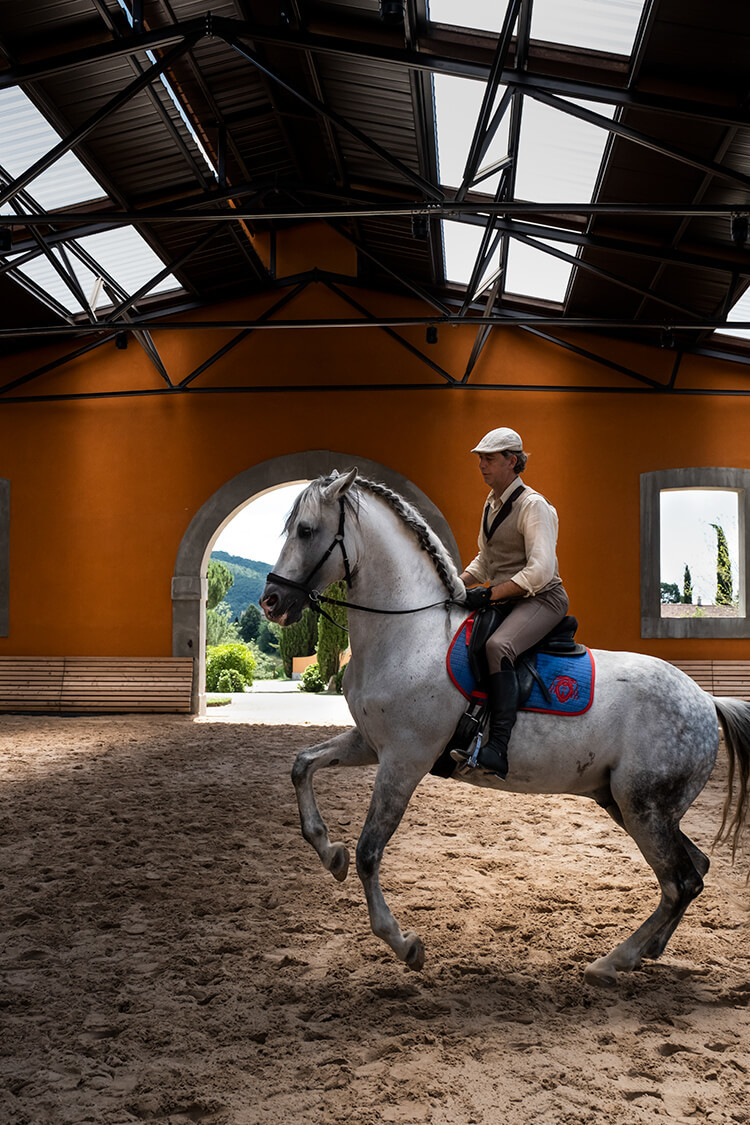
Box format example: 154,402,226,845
266,496,457,626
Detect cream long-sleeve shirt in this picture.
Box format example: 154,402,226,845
463,478,562,597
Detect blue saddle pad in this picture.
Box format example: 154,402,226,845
447,615,595,716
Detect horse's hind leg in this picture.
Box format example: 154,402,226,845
292,727,377,881
584,801,705,988
356,761,426,971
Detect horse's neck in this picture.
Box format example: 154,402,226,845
349,498,451,616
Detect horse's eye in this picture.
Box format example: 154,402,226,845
298,524,314,540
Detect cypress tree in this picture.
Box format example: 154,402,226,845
277,607,318,677
682,564,693,604
316,580,349,683
710,523,733,606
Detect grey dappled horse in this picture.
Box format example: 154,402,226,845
260,469,750,986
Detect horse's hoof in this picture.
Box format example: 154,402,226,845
328,845,350,882
583,960,618,988
404,933,425,972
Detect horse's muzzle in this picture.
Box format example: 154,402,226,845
260,581,307,626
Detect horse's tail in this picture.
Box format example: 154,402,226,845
713,697,750,863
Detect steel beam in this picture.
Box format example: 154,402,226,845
2,202,749,227
3,316,750,336
6,379,750,405
455,0,520,202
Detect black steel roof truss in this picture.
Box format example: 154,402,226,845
322,279,457,385
222,28,444,203
0,31,202,212
509,230,704,321
177,281,310,389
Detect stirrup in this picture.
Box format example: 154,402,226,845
449,741,508,780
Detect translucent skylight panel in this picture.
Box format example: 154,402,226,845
9,250,97,315
505,236,574,302
443,220,499,288
434,74,510,193
531,0,646,55
11,228,180,315
515,97,615,202
714,288,750,341
428,0,646,56
0,87,105,213
75,228,180,303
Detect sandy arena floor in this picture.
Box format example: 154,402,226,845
0,713,749,1125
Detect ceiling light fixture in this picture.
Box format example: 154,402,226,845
380,1,404,24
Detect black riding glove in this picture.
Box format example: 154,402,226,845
463,585,492,610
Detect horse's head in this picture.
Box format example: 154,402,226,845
260,467,358,625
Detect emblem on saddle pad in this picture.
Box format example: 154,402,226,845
447,614,595,717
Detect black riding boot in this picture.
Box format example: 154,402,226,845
451,668,519,778
476,669,519,778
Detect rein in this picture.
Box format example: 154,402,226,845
267,497,459,630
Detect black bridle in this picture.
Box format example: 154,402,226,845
266,498,457,629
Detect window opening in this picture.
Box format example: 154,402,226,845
660,489,740,621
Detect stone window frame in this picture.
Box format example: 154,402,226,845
640,467,750,639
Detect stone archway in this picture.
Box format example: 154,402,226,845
172,450,460,713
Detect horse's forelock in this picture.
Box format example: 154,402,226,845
283,476,359,536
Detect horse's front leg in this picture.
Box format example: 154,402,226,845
356,760,426,971
292,727,377,881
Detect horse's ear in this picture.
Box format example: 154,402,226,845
322,466,358,501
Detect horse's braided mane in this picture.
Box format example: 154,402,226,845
352,476,464,599
286,473,464,599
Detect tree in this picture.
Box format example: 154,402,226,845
239,603,262,643
316,580,349,683
207,559,234,610
278,606,318,677
682,564,693,604
206,604,240,646
257,618,280,654
710,523,733,606
660,582,680,605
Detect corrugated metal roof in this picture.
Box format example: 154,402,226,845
0,0,748,374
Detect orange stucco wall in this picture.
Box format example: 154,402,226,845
1,224,749,661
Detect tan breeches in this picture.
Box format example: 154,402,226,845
486,583,569,673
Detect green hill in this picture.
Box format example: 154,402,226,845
210,550,273,621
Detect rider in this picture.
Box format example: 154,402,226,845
451,427,569,779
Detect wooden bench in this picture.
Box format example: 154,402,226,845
0,657,194,713
670,660,750,702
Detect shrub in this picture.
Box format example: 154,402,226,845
333,665,346,694
206,643,255,691
248,642,283,680
216,668,245,693
299,662,325,693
